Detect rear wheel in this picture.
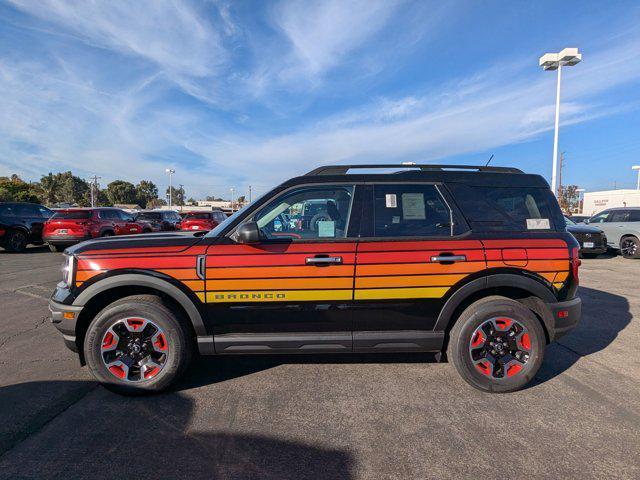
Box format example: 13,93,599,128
3,230,28,252
620,236,640,259
101,230,114,237
447,296,545,393
48,244,65,252
84,295,192,395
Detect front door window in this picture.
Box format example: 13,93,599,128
254,186,354,240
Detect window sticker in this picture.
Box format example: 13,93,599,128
392,215,401,224
317,220,335,237
401,193,426,220
526,218,550,229
385,194,397,208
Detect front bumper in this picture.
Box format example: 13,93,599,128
49,294,83,353
546,296,581,341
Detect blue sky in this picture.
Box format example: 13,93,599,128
1,0,639,200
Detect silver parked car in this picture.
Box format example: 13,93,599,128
586,207,640,258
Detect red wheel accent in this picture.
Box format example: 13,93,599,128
127,318,145,331
471,330,484,348
153,333,168,351
507,363,523,377
109,364,127,379
102,332,116,350
519,333,531,350
144,366,160,379
494,317,513,330
476,361,491,376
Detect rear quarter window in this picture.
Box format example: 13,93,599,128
447,184,562,232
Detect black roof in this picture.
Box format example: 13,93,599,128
279,164,549,189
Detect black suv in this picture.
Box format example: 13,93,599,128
49,164,581,395
0,202,53,252
135,210,183,231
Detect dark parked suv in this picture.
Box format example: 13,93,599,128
49,164,581,395
135,210,182,231
0,202,53,252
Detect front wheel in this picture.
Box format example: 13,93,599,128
447,296,545,393
84,295,193,395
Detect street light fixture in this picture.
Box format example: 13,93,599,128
632,165,640,190
165,168,175,207
539,47,582,196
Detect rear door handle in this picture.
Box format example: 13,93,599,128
430,254,466,263
306,256,343,265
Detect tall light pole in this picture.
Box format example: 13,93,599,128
165,168,175,208
229,187,235,211
632,165,640,190
576,188,585,214
539,47,582,196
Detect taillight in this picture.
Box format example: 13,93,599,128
571,247,581,285
0,228,5,236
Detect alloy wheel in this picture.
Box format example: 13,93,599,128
621,238,637,257
469,317,531,379
101,317,169,382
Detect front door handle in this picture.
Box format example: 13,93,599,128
306,256,343,265
430,254,466,263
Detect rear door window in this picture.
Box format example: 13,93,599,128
609,210,631,223
372,184,452,237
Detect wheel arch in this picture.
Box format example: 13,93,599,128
73,273,207,362
435,273,556,347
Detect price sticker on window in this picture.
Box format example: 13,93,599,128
385,194,397,208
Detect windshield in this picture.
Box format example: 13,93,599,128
137,212,162,220
52,210,92,220
186,212,212,219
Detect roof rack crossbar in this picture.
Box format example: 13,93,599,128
305,164,522,176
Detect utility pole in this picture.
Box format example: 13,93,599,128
557,152,565,197
89,175,101,207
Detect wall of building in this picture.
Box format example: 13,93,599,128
582,189,640,216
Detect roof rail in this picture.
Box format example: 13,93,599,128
305,164,523,176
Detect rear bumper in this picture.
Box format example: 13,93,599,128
546,296,581,341
44,234,92,245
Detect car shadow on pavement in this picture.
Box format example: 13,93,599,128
176,352,437,391
0,245,51,254
532,285,632,386
0,380,355,480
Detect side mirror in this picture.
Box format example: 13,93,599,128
236,221,260,244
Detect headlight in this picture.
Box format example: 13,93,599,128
62,254,76,288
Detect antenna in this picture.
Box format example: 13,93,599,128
485,154,494,166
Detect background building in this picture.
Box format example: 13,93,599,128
582,190,640,216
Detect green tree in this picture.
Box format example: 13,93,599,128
147,197,167,209
136,180,158,207
0,175,40,203
166,186,185,206
106,180,137,205
37,171,88,205
558,185,580,213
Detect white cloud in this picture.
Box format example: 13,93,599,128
7,0,227,78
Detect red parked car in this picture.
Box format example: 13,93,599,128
44,208,144,252
180,210,227,232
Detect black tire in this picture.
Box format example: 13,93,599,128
84,295,193,395
620,236,640,259
101,230,114,237
447,296,545,393
3,230,28,252
48,244,65,253
580,252,600,259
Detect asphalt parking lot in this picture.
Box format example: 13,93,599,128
0,247,639,479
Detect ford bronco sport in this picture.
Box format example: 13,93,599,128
49,164,581,394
